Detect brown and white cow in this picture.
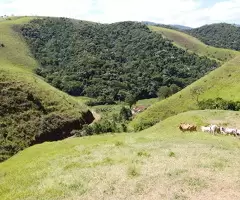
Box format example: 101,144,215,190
179,123,197,132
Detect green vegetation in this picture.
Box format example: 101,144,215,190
188,23,240,51
199,98,240,111
0,17,93,161
1,110,240,200
20,17,218,103
149,26,238,62
131,26,240,131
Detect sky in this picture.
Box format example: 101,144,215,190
0,0,240,27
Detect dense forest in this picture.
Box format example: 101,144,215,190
187,23,240,51
21,18,218,103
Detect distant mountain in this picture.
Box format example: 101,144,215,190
187,23,240,51
142,21,192,30
171,24,192,30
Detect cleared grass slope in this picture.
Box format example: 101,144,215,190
0,17,93,161
130,55,240,130
130,26,240,130
0,110,240,200
149,26,238,62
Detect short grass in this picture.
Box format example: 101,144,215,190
0,16,38,72
130,54,240,130
1,110,240,200
136,98,159,107
149,26,238,62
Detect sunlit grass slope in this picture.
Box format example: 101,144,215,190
149,26,238,62
0,110,240,200
0,17,91,161
0,17,37,71
130,54,240,130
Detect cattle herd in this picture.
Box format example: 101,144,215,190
179,123,240,137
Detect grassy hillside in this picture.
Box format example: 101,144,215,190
149,26,238,62
130,26,240,130
1,110,240,200
0,17,93,161
130,54,240,130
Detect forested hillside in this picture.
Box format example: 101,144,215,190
188,23,240,51
21,18,218,103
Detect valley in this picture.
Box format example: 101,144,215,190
0,16,240,200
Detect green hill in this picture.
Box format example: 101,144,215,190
149,26,238,62
0,17,94,161
187,23,240,51
20,17,218,102
1,110,240,200
130,26,240,130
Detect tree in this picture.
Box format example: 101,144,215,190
125,94,137,108
170,84,180,95
157,86,171,99
190,86,204,103
119,106,132,121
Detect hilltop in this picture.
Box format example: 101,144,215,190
0,17,94,161
187,23,240,51
131,26,240,130
20,17,218,103
149,26,238,62
142,21,192,30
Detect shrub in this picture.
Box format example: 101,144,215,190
198,98,240,111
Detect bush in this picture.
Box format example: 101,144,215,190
198,98,240,111
76,119,125,136
133,119,159,131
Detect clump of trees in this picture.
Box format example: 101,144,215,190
187,23,240,51
75,106,132,136
21,17,218,104
198,98,240,111
157,84,181,99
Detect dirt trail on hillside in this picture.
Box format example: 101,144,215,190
91,110,101,123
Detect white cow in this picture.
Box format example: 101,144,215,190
220,127,226,135
201,126,211,133
221,127,237,136
210,124,220,134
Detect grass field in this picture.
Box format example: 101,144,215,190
1,110,240,200
130,26,240,131
149,26,238,62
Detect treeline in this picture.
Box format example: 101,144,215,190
187,23,240,51
199,98,240,111
21,17,218,102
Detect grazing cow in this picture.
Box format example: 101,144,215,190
236,129,240,137
179,123,197,132
210,124,220,134
201,126,211,133
220,127,226,135
221,127,237,136
189,125,197,132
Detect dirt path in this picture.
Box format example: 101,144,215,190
91,110,101,123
